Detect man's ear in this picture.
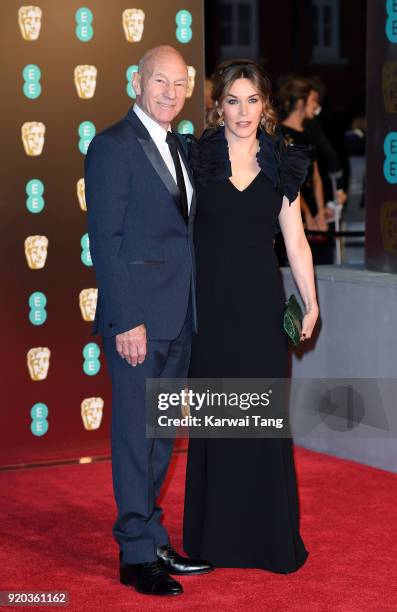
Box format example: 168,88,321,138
132,71,142,96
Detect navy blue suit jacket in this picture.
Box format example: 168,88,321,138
84,108,197,340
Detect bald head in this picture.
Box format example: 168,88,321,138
132,45,188,130
138,45,187,76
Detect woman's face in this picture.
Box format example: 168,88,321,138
219,78,263,139
305,89,320,119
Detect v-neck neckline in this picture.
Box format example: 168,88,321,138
228,171,262,193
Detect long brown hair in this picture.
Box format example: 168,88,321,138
207,59,277,136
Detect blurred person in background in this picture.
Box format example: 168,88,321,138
304,77,347,211
304,77,348,263
276,77,332,265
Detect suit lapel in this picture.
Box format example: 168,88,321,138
126,109,196,223
126,109,180,207
137,136,180,204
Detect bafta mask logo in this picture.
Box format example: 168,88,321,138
122,8,145,42
77,178,87,211
81,397,104,430
21,121,45,156
27,347,50,381
187,65,196,98
74,65,97,99
18,6,42,41
25,235,48,269
79,288,98,321
380,201,397,255
382,62,397,114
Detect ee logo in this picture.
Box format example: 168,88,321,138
75,7,94,41
29,291,47,325
81,233,92,266
78,121,96,154
126,65,139,98
31,402,49,436
26,179,45,213
176,9,192,43
383,132,397,183
22,64,41,99
83,342,101,375
178,120,194,134
386,0,397,43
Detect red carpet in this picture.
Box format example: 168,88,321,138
1,446,396,611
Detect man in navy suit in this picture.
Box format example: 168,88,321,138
85,45,212,597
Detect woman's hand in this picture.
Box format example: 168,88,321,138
300,304,319,341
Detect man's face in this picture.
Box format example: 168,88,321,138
133,51,188,129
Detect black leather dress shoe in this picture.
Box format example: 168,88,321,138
119,555,183,596
157,544,214,575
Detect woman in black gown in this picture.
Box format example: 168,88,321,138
183,60,319,573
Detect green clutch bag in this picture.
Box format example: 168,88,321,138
283,294,303,346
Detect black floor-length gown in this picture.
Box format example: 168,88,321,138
183,126,310,573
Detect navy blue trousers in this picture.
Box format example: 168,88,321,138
102,303,192,564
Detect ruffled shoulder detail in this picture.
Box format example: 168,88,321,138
189,127,231,184
256,129,281,188
279,141,311,204
189,126,311,202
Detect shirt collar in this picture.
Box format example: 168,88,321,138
133,104,170,145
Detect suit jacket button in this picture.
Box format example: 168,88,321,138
109,323,113,327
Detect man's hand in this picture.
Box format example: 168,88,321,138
116,324,147,366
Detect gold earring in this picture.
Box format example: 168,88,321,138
218,114,225,127
260,113,266,128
